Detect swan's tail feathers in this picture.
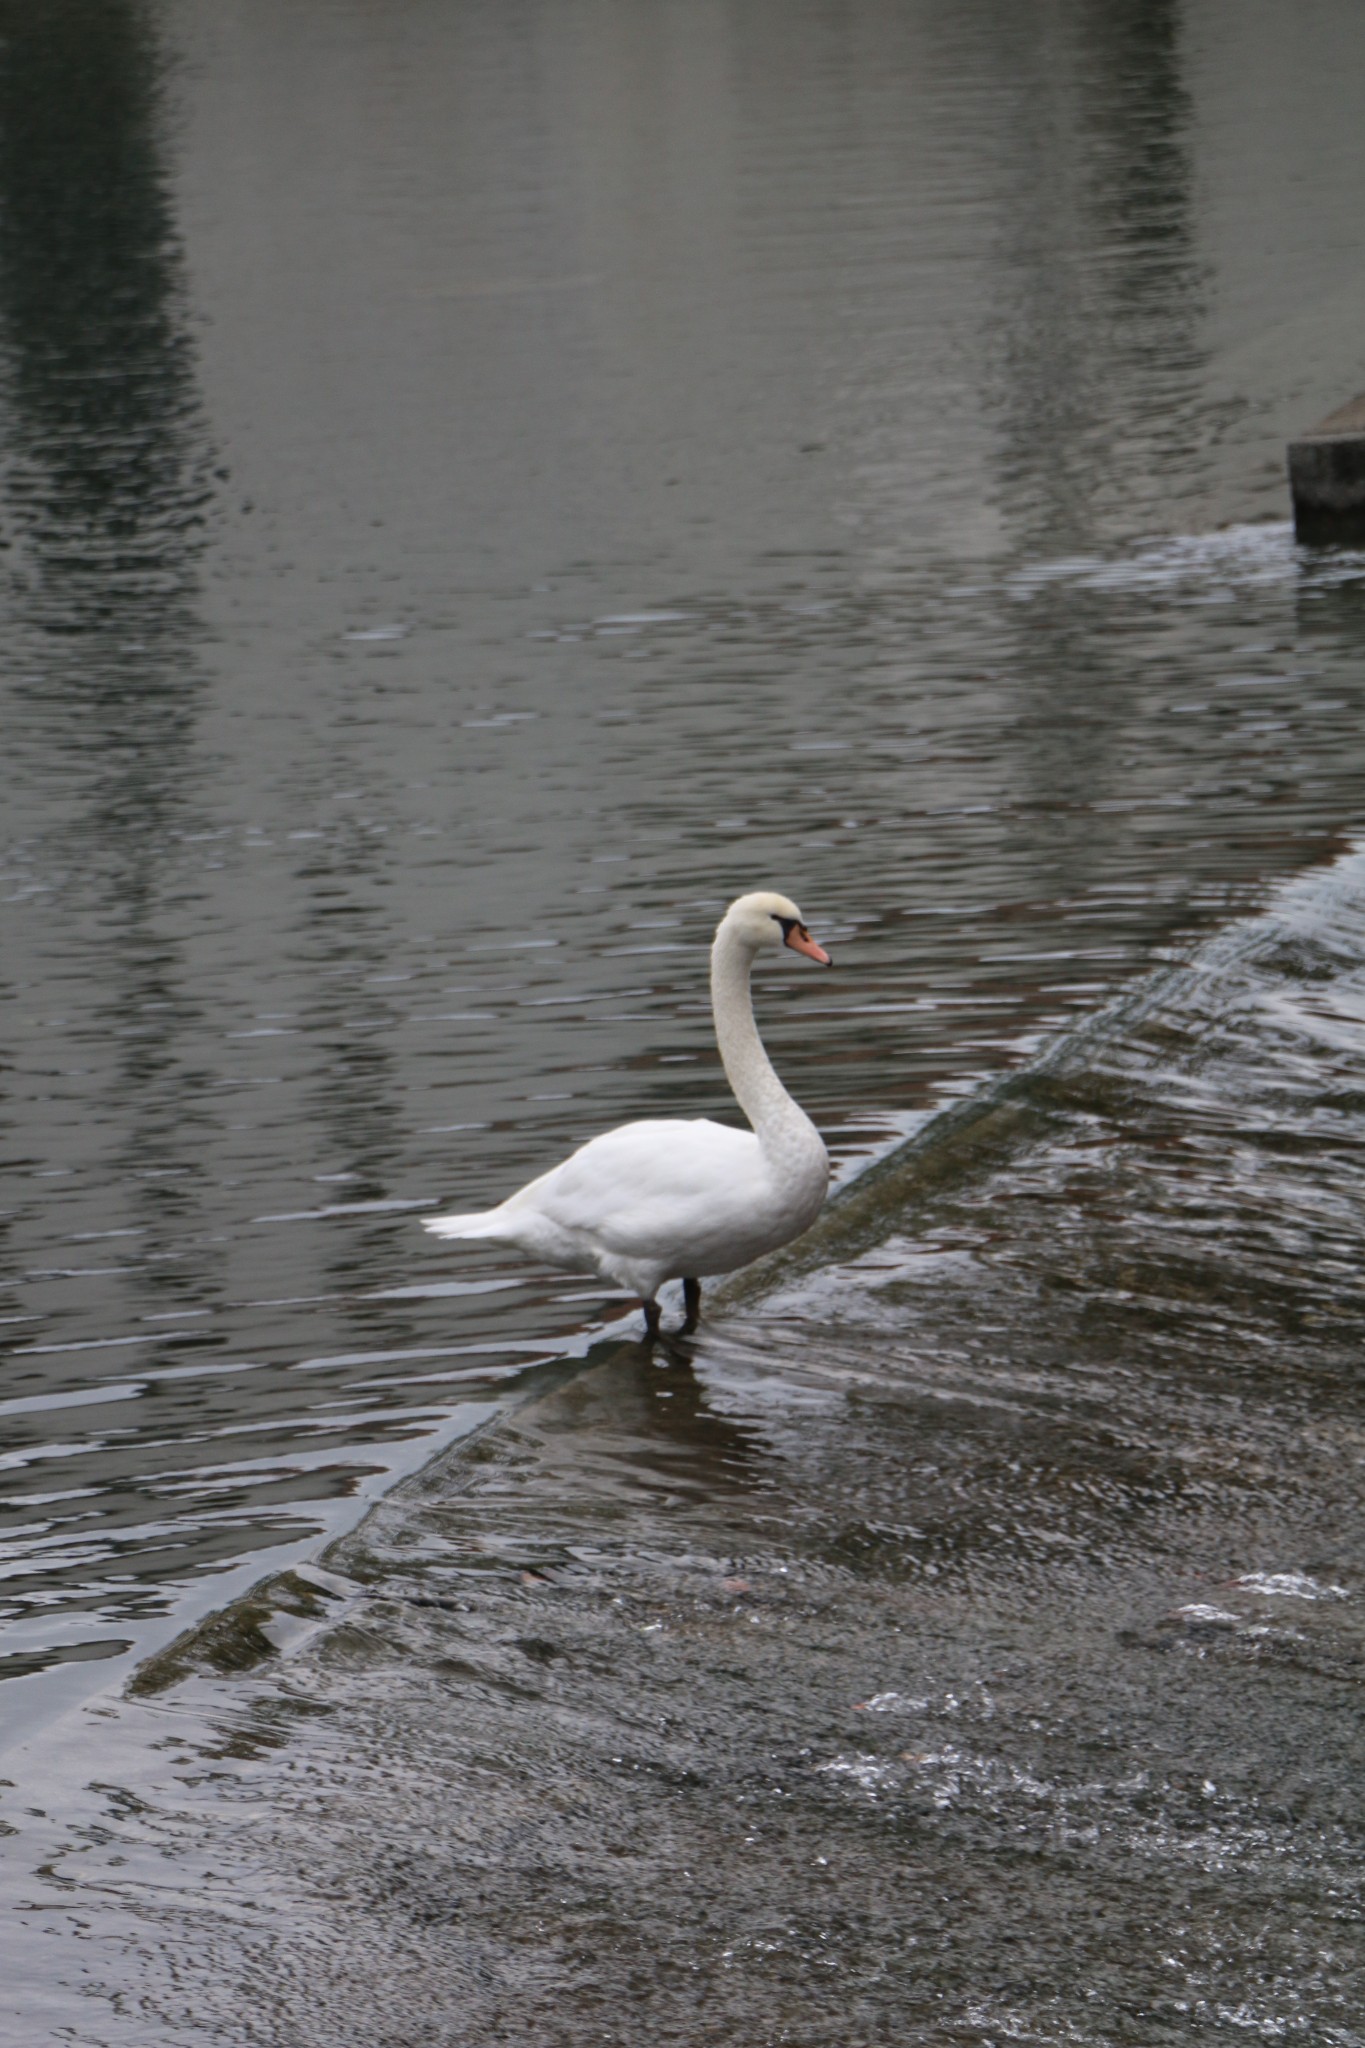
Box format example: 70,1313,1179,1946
422,1208,512,1242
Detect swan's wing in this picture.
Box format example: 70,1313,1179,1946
507,1117,767,1259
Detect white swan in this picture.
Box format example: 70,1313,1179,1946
423,891,832,1335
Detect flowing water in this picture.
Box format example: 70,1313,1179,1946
3,1,1365,2040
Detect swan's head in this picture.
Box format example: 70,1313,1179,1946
719,891,832,965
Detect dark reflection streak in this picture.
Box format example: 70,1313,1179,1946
1075,0,1206,458
0,0,213,634
0,1,218,1300
989,0,1205,897
991,0,1204,555
296,819,425,1344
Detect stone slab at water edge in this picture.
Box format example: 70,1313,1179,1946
1288,391,1365,542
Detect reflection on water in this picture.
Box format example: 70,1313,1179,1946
1,0,1364,2038
0,0,212,632
0,0,224,1699
993,0,1208,553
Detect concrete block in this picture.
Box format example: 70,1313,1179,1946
1288,393,1365,543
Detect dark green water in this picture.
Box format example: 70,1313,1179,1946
1,1,1363,2039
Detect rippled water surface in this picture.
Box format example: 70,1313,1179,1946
3,1,1365,2039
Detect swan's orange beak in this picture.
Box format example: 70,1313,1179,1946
785,923,832,966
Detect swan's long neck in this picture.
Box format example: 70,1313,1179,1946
711,923,821,1157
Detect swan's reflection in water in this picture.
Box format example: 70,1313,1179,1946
425,1332,772,1541
559,1337,769,1497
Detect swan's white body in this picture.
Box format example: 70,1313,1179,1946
423,892,831,1325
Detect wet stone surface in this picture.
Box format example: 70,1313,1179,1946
116,1343,1362,2046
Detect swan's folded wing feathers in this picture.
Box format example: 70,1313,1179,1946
518,1117,767,1256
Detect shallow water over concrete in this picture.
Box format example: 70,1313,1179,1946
3,1,1365,2039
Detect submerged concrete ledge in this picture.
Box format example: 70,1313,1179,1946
1288,391,1365,543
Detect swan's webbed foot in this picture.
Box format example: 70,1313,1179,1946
641,1285,699,1340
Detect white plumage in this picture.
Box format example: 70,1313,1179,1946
422,890,832,1334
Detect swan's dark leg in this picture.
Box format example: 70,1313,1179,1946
681,1277,701,1333
642,1297,662,1339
